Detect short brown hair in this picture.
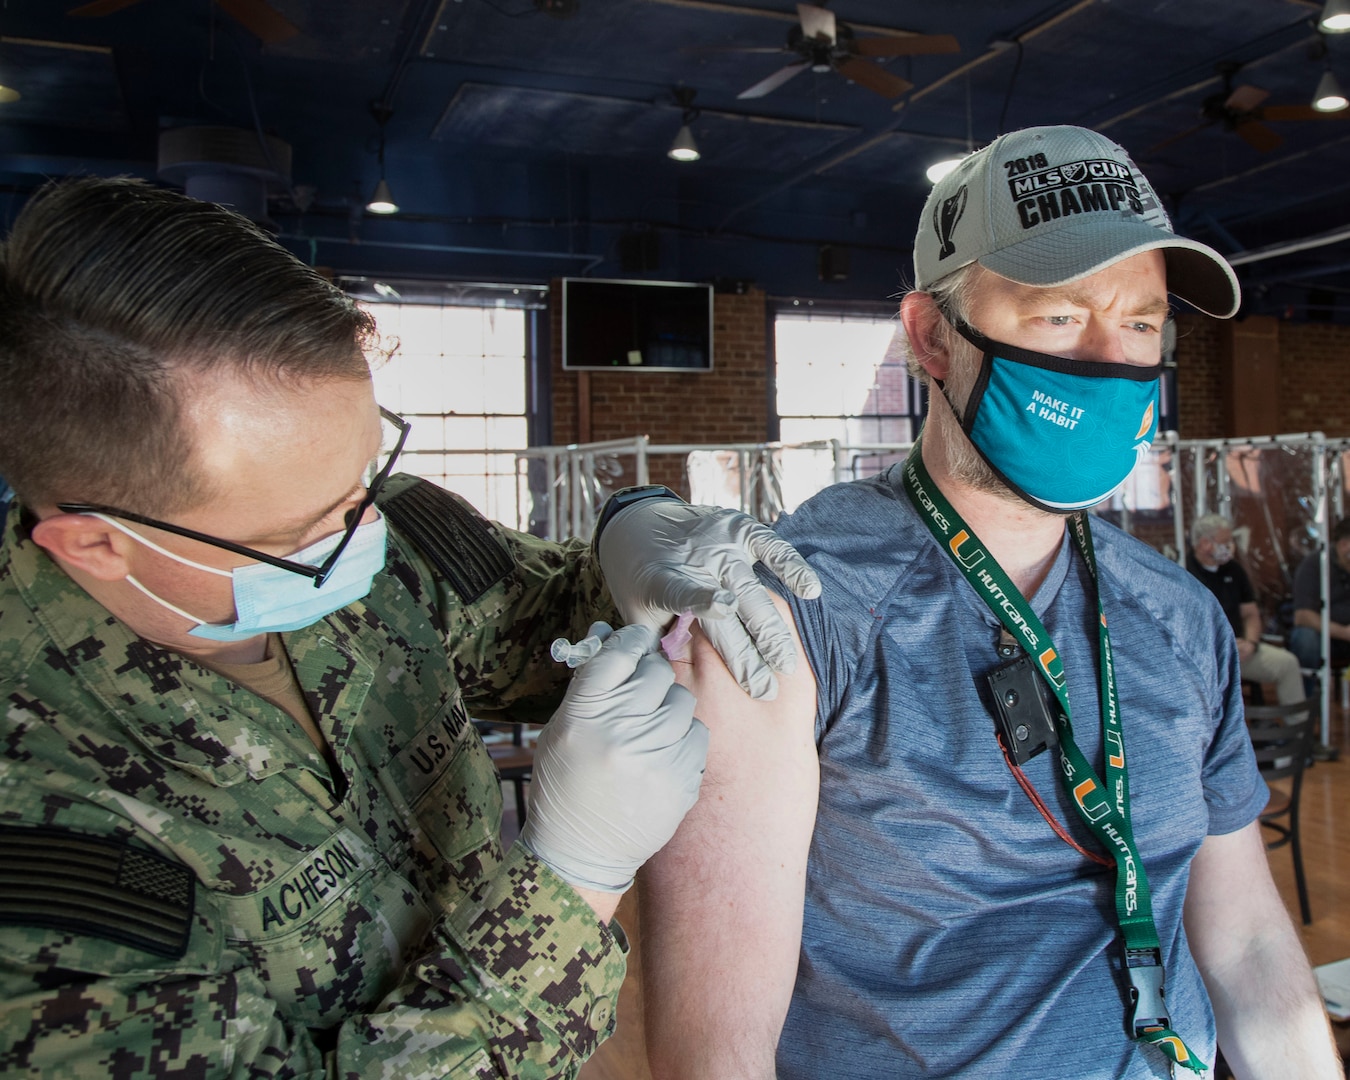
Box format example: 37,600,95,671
0,176,374,514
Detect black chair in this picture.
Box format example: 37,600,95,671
1246,699,1318,924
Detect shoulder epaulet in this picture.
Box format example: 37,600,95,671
0,825,195,959
379,478,513,603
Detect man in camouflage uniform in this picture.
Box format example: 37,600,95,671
0,177,818,1077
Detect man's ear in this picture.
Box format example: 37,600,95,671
30,514,134,582
900,292,952,383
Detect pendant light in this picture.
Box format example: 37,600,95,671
1314,68,1349,112
1321,0,1350,33
366,103,399,215
668,87,701,163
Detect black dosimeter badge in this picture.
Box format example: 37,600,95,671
987,653,1061,765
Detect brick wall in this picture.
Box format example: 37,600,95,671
1174,313,1224,438
1279,322,1350,436
551,285,769,496
1176,314,1350,439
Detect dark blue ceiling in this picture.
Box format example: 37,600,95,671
3,0,1350,320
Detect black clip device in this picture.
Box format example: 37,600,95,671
987,653,1060,765
1125,947,1171,1036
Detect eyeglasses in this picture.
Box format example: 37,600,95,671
58,406,411,589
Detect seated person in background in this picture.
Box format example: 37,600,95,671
0,176,820,1077
1186,512,1305,704
640,125,1339,1079
1288,517,1350,677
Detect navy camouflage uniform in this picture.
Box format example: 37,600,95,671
0,474,626,1078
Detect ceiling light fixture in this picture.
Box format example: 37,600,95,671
925,154,969,184
668,124,700,163
367,178,398,215
1321,0,1350,32
0,46,19,103
366,102,399,215
927,77,976,185
1314,68,1349,111
668,87,701,163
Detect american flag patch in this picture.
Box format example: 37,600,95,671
0,824,195,958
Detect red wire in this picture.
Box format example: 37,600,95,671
997,736,1113,868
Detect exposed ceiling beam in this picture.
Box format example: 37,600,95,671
1228,222,1350,267
1190,127,1350,195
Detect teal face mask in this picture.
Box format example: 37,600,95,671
943,320,1161,513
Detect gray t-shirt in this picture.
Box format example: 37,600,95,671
1292,549,1350,626
773,467,1266,1079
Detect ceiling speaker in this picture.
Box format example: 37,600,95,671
619,230,660,273
818,245,850,282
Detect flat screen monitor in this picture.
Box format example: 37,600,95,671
562,278,713,371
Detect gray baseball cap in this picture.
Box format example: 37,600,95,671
914,125,1240,319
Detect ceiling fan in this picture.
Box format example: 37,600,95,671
1146,61,1350,157
721,3,959,101
67,0,299,45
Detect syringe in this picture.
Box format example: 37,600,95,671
552,611,696,667
550,634,604,668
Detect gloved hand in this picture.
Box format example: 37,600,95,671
519,622,709,893
598,500,822,700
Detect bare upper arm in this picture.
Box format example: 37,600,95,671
1183,823,1338,1076
1183,822,1280,966
640,594,819,1080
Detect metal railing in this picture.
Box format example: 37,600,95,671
417,431,1350,748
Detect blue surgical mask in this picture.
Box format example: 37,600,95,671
942,320,1161,513
97,511,388,642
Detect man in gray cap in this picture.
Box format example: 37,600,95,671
640,126,1340,1079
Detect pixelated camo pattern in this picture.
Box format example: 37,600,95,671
0,474,626,1077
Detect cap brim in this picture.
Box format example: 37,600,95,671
978,217,1240,319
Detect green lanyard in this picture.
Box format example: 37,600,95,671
900,438,1206,1075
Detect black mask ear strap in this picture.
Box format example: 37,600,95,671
924,299,955,403
926,301,991,434
932,301,995,358
934,379,959,423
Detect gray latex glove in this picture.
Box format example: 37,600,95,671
598,500,822,700
519,621,708,893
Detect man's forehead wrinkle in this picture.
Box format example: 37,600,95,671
1000,281,1168,315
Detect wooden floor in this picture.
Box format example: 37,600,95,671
513,700,1350,1079
1278,706,1350,971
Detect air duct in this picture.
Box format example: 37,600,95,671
157,126,293,226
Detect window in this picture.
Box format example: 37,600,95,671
773,309,926,478
362,300,529,522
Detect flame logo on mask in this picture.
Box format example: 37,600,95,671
1133,401,1155,442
